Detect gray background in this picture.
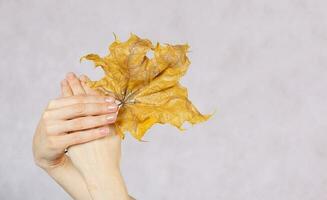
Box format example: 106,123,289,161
0,0,326,199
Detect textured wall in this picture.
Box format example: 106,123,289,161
1,0,326,199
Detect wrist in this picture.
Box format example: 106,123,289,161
43,156,69,175
35,156,67,174
83,168,129,200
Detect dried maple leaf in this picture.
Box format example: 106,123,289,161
81,34,210,140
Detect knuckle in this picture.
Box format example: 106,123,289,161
47,97,62,108
73,103,87,115
42,111,50,120
47,100,56,109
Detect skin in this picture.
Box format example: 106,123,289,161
33,72,133,200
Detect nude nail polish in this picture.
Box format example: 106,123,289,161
106,114,117,121
115,99,121,105
99,127,109,135
105,97,115,103
107,104,117,112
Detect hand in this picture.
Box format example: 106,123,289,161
32,86,118,171
65,73,123,171
33,72,131,200
63,73,130,200
32,72,119,200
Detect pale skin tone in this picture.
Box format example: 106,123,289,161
33,72,134,200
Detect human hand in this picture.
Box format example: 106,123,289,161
33,72,131,200
63,73,130,200
32,75,118,171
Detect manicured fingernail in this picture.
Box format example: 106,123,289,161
99,127,109,135
107,104,117,112
106,113,117,121
105,97,115,103
115,99,121,105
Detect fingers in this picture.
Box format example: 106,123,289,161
79,75,100,95
47,113,117,134
44,102,118,120
63,126,111,148
48,95,115,109
50,126,111,150
61,79,73,97
66,72,85,95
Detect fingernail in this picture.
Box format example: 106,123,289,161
107,104,118,112
105,97,115,103
99,127,109,135
106,113,117,121
115,99,121,105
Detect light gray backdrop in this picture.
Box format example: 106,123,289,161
0,0,326,199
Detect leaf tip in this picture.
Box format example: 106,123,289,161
113,32,119,41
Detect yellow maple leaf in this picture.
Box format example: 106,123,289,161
81,34,210,140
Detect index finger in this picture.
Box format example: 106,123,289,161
48,95,115,109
